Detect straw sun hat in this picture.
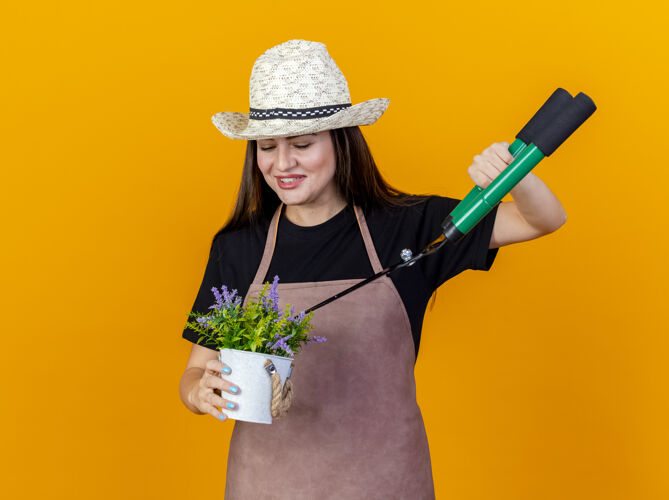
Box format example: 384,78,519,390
211,39,390,141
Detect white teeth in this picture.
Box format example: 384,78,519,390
280,177,302,183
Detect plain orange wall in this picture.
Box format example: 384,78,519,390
2,1,668,499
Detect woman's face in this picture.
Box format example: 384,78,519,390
256,130,341,208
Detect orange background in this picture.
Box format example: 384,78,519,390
2,1,667,499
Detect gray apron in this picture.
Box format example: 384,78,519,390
225,202,435,499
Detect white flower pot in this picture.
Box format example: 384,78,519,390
218,348,294,424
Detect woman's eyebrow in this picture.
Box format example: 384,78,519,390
263,133,317,141
287,133,317,139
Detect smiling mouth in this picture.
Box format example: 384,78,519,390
277,176,306,184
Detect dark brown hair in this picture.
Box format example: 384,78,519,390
214,125,441,310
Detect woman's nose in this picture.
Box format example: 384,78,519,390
276,144,296,170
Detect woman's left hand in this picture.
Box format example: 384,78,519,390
467,142,515,189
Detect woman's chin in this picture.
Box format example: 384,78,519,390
277,191,308,206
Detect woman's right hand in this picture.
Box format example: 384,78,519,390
189,359,241,421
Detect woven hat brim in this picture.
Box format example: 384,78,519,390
211,98,390,140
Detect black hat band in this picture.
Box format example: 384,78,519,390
249,103,352,120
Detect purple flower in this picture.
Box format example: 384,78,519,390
307,335,327,344
210,284,240,311
268,332,294,356
269,275,280,312
268,332,283,344
273,306,299,325
196,316,212,328
274,338,294,356
259,275,280,313
210,286,224,310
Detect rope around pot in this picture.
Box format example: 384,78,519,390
264,359,294,418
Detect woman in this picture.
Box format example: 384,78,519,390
178,39,567,499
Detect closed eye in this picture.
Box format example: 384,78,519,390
259,144,311,151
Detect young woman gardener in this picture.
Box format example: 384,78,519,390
178,39,567,499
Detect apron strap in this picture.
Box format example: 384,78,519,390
251,203,283,285
352,204,384,275
251,201,384,285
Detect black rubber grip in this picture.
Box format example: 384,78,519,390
441,215,465,244
516,88,573,145
532,92,597,157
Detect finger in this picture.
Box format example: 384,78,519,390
478,169,495,186
204,389,239,415
468,165,492,188
206,358,232,375
492,142,514,165
199,391,233,422
482,145,503,163
224,380,241,396
215,392,239,412
203,370,241,396
481,150,507,173
200,373,222,402
483,153,505,174
475,161,497,185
